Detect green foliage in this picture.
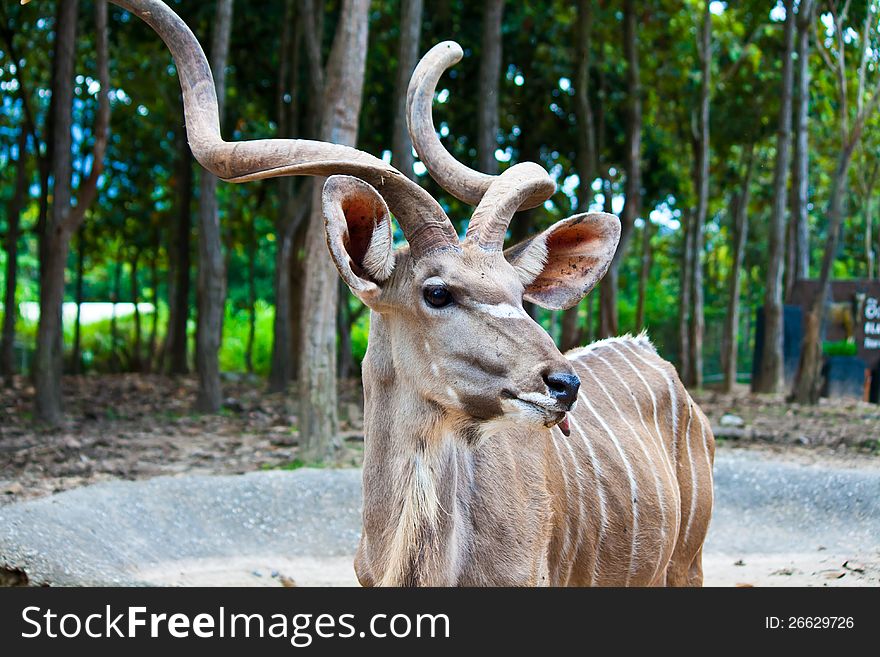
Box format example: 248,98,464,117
350,307,370,365
822,340,858,357
2,0,879,388
219,300,274,376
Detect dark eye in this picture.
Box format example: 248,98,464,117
424,285,454,308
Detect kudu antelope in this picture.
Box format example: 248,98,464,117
115,0,714,586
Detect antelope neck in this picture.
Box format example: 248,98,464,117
360,323,475,586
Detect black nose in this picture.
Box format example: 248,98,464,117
544,372,580,408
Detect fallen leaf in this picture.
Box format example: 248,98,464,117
842,561,865,573
771,568,794,576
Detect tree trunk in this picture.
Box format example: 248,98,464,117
269,185,310,392
302,0,325,139
721,144,756,393
686,2,711,390
635,214,652,332
0,9,52,281
599,0,641,340
194,0,233,412
478,0,504,174
1,129,28,385
147,232,160,373
269,5,309,393
71,228,85,375
165,129,193,375
791,148,855,403
337,282,357,380
298,0,370,463
790,1,880,403
598,176,617,338
391,0,423,180
866,170,877,279
130,250,143,372
245,216,257,375
560,0,598,352
34,0,78,424
754,0,795,394
586,292,595,343
110,257,121,373
270,222,294,391
288,220,309,382
276,0,294,138
787,0,815,297
35,0,109,424
559,308,581,352
678,207,693,380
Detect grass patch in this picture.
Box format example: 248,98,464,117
262,458,331,471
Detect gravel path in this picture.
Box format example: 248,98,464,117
1,446,877,587
704,447,879,586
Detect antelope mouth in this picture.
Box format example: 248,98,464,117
501,391,571,435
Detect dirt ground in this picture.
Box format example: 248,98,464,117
0,374,366,506
693,384,880,452
2,375,878,507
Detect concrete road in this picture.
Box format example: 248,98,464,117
1,447,877,586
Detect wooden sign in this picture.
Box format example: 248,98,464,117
789,280,880,370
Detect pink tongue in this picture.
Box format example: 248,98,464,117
558,415,571,437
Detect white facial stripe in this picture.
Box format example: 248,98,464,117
473,302,529,319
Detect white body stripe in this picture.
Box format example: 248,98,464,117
548,429,574,576
592,347,681,534
618,342,680,454
552,429,586,584
576,393,640,585
682,403,698,546
566,414,608,586
583,361,669,583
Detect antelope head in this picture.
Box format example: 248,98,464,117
326,43,621,437
115,2,620,437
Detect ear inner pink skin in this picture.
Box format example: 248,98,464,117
322,175,393,307
505,212,621,311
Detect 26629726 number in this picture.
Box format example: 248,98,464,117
786,617,853,629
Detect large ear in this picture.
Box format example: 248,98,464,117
504,212,621,310
323,175,396,307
